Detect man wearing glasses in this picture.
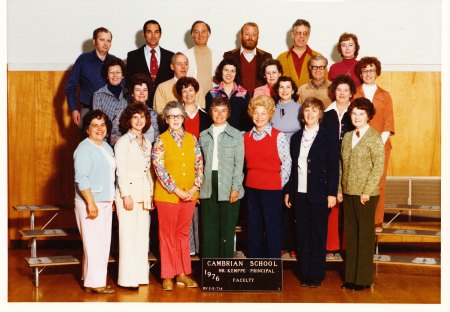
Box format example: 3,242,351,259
297,54,332,108
277,19,323,89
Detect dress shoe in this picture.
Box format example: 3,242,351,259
85,285,115,294
300,280,310,287
176,274,198,288
353,284,371,291
309,280,322,288
341,282,355,290
119,285,139,291
162,278,173,291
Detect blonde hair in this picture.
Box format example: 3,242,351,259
248,95,275,117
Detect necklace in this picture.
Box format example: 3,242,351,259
343,59,357,76
301,128,319,149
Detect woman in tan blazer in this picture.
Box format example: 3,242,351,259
115,103,154,290
338,97,384,291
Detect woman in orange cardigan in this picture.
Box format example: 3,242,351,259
152,101,204,291
354,57,395,233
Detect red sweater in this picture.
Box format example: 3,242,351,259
240,53,257,95
184,112,200,139
244,128,282,190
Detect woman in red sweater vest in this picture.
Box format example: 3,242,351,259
244,95,292,258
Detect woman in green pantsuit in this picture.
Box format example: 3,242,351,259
338,97,384,291
199,96,245,258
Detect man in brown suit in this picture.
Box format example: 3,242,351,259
223,22,272,96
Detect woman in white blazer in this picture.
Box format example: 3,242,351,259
114,103,154,290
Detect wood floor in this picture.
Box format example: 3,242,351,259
7,245,440,304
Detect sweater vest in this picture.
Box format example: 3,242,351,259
244,128,282,190
154,131,198,203
240,53,257,94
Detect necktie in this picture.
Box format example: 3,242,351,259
150,49,158,81
356,130,360,138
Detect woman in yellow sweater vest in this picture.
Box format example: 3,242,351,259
152,101,204,291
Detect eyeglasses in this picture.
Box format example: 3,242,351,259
108,71,122,75
361,69,377,74
311,66,326,70
293,31,309,37
166,114,184,120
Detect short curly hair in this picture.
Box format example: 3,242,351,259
348,97,376,121
127,73,151,94
337,33,360,58
101,57,126,80
214,57,241,85
119,102,151,135
247,95,275,118
328,75,356,102
355,56,382,77
82,109,112,138
175,76,200,98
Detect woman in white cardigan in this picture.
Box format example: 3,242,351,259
114,103,154,290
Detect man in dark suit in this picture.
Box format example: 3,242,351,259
126,20,174,107
223,22,272,96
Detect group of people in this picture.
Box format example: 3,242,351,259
70,18,395,294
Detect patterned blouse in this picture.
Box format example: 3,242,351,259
152,128,203,193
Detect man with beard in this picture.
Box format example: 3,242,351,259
277,19,323,89
223,22,272,96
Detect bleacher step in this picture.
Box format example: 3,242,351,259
14,205,62,212
19,229,68,239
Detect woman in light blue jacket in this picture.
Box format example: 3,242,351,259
74,110,115,294
199,96,245,258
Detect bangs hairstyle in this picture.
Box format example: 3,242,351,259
82,109,112,138
259,58,283,82
128,73,151,93
337,33,360,58
209,96,231,117
348,97,376,121
176,77,200,97
299,97,325,125
102,57,126,79
355,56,382,76
248,95,275,117
119,103,151,135
328,74,356,102
214,57,241,85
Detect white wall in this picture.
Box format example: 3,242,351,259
7,0,441,71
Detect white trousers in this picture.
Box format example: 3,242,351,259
116,199,150,287
74,200,113,288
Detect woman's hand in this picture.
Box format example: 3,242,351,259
328,196,337,208
360,194,370,205
123,196,134,211
86,202,99,219
337,193,343,203
229,190,239,203
284,194,291,208
174,187,191,201
186,186,198,201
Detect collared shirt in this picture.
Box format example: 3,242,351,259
65,50,114,111
325,101,350,137
240,46,256,63
144,45,161,69
152,129,203,192
249,123,292,187
352,124,370,148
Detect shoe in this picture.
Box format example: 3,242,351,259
309,280,322,288
289,251,296,258
334,253,342,260
341,282,355,290
85,285,115,294
281,252,291,259
375,227,383,233
300,280,310,287
353,284,371,291
176,274,198,288
281,250,289,257
326,253,335,260
162,278,173,291
119,285,139,291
